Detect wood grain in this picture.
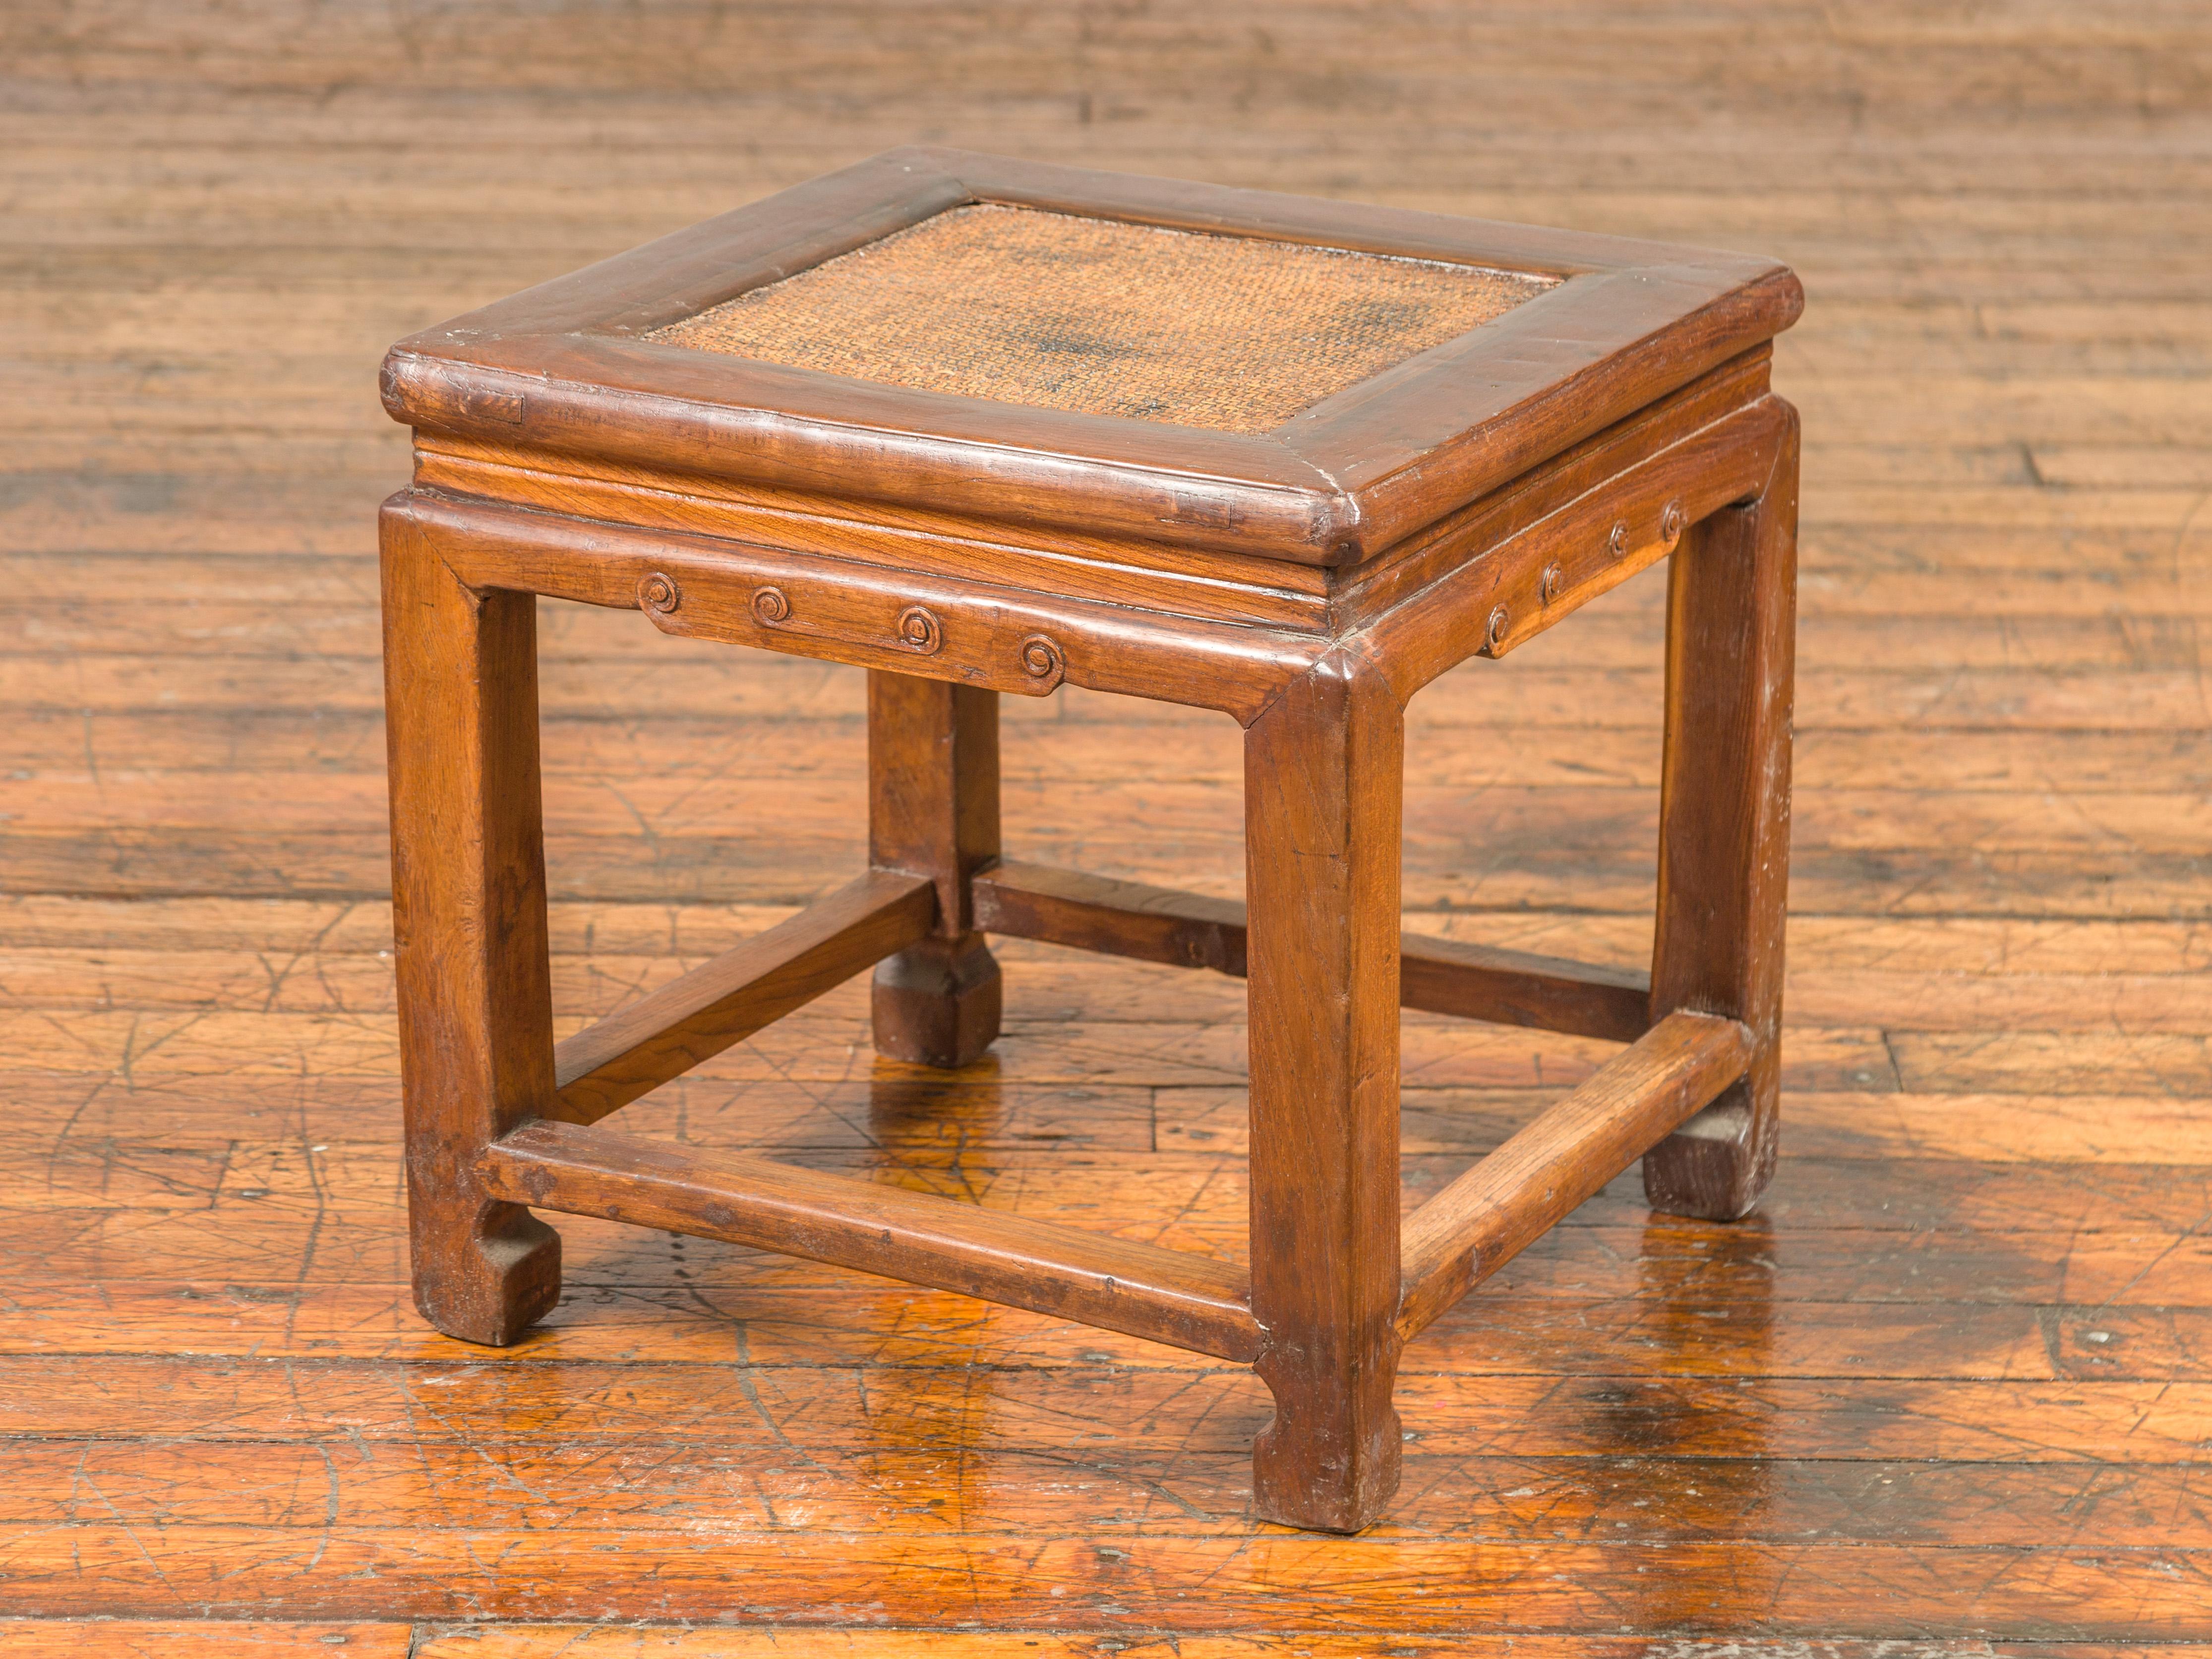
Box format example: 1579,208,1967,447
1643,409,1799,1218
866,672,1004,1067
7,0,2209,1645
379,503,562,1346
477,1118,1260,1361
381,147,1797,567
973,858,1652,1040
549,868,935,1123
1241,656,1405,1531
1397,1010,1750,1339
371,105,1798,1536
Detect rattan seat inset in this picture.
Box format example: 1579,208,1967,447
649,202,1556,433
377,146,1803,1535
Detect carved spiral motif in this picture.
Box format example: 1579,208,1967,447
1607,520,1629,560
639,571,681,615
896,605,943,655
1017,633,1066,689
1485,604,1511,651
1538,563,1565,606
751,586,791,624
1660,500,1687,549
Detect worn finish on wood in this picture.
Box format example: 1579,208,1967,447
379,505,562,1347
1644,412,1800,1219
1357,386,1790,699
382,148,1801,567
13,0,2207,1644
551,869,935,1124
1398,1010,1751,1340
400,344,1768,645
404,487,1319,724
1241,658,1408,1532
867,672,1004,1067
479,1118,1260,1361
367,140,1802,1534
974,858,1652,1042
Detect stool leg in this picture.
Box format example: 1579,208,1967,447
1244,657,1405,1533
868,671,1003,1067
381,507,562,1346
1645,405,1800,1219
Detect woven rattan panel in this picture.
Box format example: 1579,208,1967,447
649,205,1557,434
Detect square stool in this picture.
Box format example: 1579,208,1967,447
377,147,1801,1534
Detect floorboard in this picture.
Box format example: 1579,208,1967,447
2,0,2209,1650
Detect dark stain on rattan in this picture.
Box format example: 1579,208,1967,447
648,204,1558,435
1025,326,1134,362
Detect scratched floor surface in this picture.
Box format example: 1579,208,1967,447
2,2,2210,1655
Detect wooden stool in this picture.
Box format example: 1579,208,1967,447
377,148,1801,1534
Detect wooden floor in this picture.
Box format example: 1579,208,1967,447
4,2,2211,1653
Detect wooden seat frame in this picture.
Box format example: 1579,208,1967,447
379,148,1800,1535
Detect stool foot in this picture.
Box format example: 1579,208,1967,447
872,933,1003,1068
1252,1361,1403,1533
411,1203,562,1347
1644,1079,1776,1220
